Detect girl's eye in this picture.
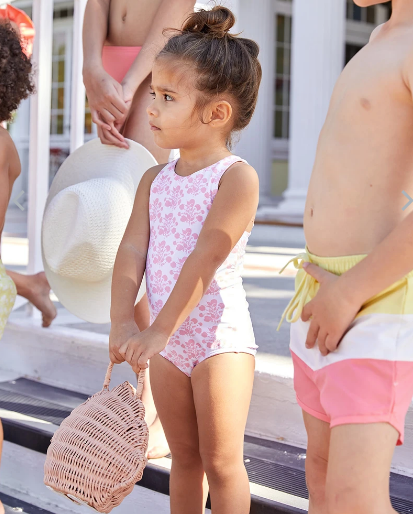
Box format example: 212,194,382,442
149,91,155,98
164,94,173,102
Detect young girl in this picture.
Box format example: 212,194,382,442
109,6,261,513
0,21,35,514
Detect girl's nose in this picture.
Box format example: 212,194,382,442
147,102,158,118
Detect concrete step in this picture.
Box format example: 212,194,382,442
0,376,308,513
0,442,183,514
2,316,413,479
2,375,413,513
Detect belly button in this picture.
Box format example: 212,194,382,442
310,208,314,217
122,13,127,22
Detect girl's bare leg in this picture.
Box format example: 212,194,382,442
123,74,170,164
5,270,57,327
150,354,208,514
133,295,169,459
192,353,255,514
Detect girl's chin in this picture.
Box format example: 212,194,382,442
153,134,178,151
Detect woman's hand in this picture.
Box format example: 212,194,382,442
301,263,363,356
119,325,169,374
109,320,140,364
83,66,129,147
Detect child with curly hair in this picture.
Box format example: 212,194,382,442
0,20,34,514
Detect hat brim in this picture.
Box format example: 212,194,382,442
42,138,156,324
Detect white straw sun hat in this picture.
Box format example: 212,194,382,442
41,138,157,324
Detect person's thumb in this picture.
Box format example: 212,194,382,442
302,262,330,283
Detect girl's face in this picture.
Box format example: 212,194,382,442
147,59,232,150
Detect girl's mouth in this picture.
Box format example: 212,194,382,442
150,123,161,131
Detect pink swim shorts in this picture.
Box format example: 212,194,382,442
279,248,413,445
102,46,141,83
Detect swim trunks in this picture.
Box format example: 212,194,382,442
146,156,257,377
0,258,17,340
278,247,413,444
102,46,142,83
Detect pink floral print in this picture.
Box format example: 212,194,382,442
146,155,257,376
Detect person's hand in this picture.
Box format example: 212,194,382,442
96,82,136,148
109,320,140,364
301,263,363,356
83,66,128,147
119,325,169,374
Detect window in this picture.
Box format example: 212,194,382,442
50,30,68,135
274,14,291,140
346,1,376,23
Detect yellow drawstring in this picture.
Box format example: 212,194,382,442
277,252,317,331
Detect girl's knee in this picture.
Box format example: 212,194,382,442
200,450,244,484
170,442,202,470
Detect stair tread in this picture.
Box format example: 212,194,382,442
0,492,54,514
2,377,413,514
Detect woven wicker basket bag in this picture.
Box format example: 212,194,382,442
44,363,149,513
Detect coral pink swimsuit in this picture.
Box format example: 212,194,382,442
146,156,257,376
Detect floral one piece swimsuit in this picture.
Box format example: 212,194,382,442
146,155,257,377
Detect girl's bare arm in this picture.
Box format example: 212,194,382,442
110,165,162,324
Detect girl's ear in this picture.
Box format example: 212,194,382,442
209,100,233,128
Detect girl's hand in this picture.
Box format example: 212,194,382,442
119,326,169,374
301,263,363,356
109,320,140,364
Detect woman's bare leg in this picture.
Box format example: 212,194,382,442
123,74,170,164
133,294,169,459
5,270,56,327
192,353,255,513
150,354,208,514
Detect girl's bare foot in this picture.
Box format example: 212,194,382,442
26,272,57,327
147,415,170,459
0,499,4,514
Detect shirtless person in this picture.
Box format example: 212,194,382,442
277,1,413,513
82,0,196,459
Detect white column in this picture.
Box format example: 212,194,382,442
27,0,54,316
235,0,273,200
270,0,346,224
70,0,87,153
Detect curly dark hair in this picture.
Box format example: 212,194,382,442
0,21,34,123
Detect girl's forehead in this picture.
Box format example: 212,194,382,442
152,59,194,93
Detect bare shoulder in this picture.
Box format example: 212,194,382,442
220,160,259,190
369,23,385,43
140,162,168,187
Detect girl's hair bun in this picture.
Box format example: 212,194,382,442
183,6,235,38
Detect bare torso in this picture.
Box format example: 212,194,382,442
106,0,164,46
0,129,21,255
305,23,413,257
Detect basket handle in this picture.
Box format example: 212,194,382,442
103,362,146,399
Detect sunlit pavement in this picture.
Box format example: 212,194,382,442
2,210,305,357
